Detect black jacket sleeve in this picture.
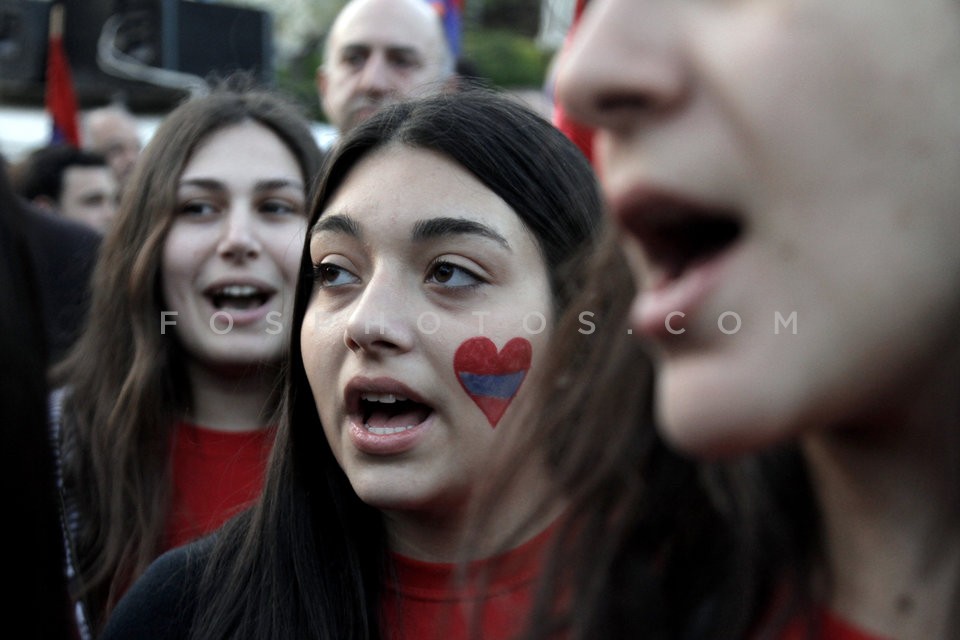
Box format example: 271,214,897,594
100,539,213,640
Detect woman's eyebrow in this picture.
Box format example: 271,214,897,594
178,178,303,192
411,217,511,251
253,178,304,192
311,213,363,238
178,178,226,192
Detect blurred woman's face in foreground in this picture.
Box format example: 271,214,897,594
557,0,960,456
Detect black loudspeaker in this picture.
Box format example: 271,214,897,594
108,0,272,85
0,0,272,109
174,2,272,84
0,1,50,92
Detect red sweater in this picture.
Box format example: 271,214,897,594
164,422,275,549
777,609,892,640
382,525,555,640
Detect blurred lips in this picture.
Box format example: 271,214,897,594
609,186,745,337
201,277,278,326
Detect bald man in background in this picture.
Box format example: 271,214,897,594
82,105,142,190
317,0,456,134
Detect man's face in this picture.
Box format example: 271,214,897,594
87,115,141,187
59,165,118,232
317,0,451,132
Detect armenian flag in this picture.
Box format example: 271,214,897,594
553,0,594,162
45,4,80,146
427,0,463,58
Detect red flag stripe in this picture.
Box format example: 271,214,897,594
45,4,80,147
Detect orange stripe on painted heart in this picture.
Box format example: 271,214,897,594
454,336,532,427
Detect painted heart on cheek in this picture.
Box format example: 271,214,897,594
454,336,532,427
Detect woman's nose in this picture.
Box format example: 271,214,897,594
343,272,416,356
556,0,688,134
217,208,262,262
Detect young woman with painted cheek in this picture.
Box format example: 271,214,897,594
499,1,960,639
52,83,323,637
98,90,604,640
302,143,555,558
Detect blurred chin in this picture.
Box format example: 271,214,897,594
654,364,800,461
197,338,285,370
346,105,381,130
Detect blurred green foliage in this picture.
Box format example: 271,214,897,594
469,0,541,37
462,29,552,89
277,36,325,121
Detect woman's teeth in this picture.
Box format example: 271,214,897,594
360,392,408,403
209,284,270,310
365,424,417,435
358,392,428,435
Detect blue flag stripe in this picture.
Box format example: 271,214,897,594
459,371,526,399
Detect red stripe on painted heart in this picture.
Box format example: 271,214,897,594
453,336,532,375
454,337,532,427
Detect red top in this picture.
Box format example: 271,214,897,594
777,609,892,640
381,524,555,640
164,422,275,549
553,0,595,163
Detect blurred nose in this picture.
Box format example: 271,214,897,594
96,202,117,231
117,147,139,173
344,270,415,356
217,208,262,262
357,52,394,96
556,0,688,134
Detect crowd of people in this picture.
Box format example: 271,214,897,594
3,0,957,639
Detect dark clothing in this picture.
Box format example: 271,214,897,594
18,202,100,363
1,176,75,638
100,539,211,640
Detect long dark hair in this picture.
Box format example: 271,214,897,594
54,81,323,633
190,88,605,640
491,230,821,640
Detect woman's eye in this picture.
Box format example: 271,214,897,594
427,261,483,287
178,200,217,217
261,199,303,216
313,262,359,287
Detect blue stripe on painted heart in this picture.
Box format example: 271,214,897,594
458,371,526,399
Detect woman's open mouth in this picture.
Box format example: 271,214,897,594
345,378,436,454
611,188,746,337
359,392,433,435
205,284,274,311
616,191,744,289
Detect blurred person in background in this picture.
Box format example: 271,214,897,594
14,144,118,233
317,0,456,135
1,156,75,640
3,151,100,362
51,80,323,638
82,104,143,192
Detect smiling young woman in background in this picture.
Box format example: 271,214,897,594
52,81,323,637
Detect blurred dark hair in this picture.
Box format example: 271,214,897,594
14,145,108,203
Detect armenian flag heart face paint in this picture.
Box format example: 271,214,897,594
454,336,533,427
